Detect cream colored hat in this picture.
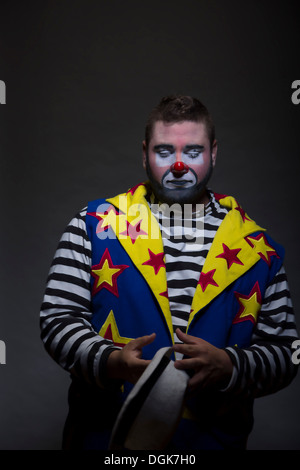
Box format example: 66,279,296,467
109,347,189,450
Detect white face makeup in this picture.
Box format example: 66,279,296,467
154,144,204,168
143,121,217,205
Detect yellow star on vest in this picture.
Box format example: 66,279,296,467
99,310,132,347
88,205,120,234
245,233,279,266
91,248,129,297
233,282,262,325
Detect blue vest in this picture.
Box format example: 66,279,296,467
86,183,283,352
84,183,284,448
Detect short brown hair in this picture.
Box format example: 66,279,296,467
145,94,215,148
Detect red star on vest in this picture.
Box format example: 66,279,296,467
120,220,148,244
216,243,244,269
233,281,262,325
214,193,228,201
91,248,129,297
235,203,251,222
159,290,168,298
87,205,120,234
126,183,145,196
142,249,165,275
245,233,279,266
198,269,219,292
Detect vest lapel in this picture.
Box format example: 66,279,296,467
188,195,266,329
107,183,174,341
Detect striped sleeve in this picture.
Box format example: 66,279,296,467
225,266,299,397
40,208,120,388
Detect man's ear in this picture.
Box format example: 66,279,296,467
211,139,217,167
142,140,147,170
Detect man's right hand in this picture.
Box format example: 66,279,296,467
106,333,156,384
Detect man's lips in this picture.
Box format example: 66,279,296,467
161,167,197,190
166,179,193,186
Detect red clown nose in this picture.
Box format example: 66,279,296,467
170,161,189,176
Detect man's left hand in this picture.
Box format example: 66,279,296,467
173,328,233,392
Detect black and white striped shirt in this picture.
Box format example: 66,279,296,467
40,191,299,396
148,191,228,352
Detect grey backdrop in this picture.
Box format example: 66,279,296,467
0,0,299,450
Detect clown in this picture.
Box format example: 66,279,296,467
40,95,299,450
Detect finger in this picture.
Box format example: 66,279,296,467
175,328,199,344
174,357,200,370
131,332,156,349
173,343,199,357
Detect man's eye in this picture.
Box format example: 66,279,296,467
157,150,172,157
186,150,201,158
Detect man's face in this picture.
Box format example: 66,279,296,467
143,120,217,205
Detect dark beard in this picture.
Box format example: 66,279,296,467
145,156,213,206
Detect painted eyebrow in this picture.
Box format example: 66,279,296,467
153,144,174,151
153,144,204,152
184,145,204,151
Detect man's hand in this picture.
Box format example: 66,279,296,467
106,333,156,384
173,329,233,392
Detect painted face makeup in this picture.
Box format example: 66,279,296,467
146,157,213,205
154,144,204,168
144,121,216,205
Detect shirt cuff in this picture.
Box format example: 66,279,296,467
98,345,123,390
218,347,239,392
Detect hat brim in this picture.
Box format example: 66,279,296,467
109,347,189,450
